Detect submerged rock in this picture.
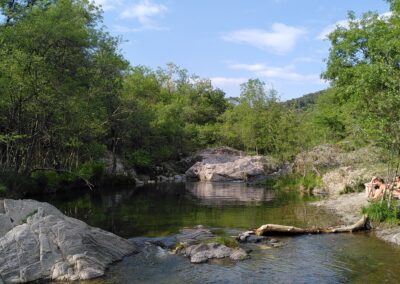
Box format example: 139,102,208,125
183,242,248,263
0,199,136,283
236,230,282,247
173,226,249,263
185,147,278,182
176,226,214,245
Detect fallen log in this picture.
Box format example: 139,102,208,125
256,215,371,236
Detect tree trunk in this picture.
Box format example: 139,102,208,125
256,215,371,236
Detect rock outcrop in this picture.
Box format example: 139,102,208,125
181,242,248,263
174,226,249,263
0,199,136,283
185,147,278,182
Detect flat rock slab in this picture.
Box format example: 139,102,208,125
0,199,136,283
376,227,400,246
311,193,368,224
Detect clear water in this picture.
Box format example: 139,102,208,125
40,182,400,283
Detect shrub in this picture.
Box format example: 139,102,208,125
267,173,322,193
78,161,105,180
0,183,6,196
0,171,40,197
127,149,152,169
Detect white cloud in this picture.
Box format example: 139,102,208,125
222,23,307,54
92,0,121,11
210,77,248,87
121,0,168,29
317,19,349,40
230,63,323,84
317,11,392,40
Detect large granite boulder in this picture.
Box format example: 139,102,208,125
185,147,278,182
0,199,136,283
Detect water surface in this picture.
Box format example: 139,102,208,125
40,182,400,283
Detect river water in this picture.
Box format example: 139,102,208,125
41,182,400,283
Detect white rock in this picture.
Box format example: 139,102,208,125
0,199,136,283
185,147,277,182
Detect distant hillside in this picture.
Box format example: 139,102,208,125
284,90,326,110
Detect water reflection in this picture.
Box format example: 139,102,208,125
186,182,275,205
36,182,400,284
39,182,333,238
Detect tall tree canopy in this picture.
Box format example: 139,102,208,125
0,0,128,173
323,0,400,154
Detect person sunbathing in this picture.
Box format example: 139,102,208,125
365,177,386,199
392,175,400,199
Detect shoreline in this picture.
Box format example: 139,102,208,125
311,192,400,246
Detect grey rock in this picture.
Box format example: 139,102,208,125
237,230,254,242
157,175,169,182
190,251,210,264
174,174,186,182
176,227,214,245
101,151,137,177
183,242,247,264
376,227,400,246
135,178,145,186
230,248,249,261
185,147,278,182
0,199,136,283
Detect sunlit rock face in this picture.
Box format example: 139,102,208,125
185,147,278,182
186,182,275,205
0,199,136,283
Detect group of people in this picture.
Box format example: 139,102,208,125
366,176,400,200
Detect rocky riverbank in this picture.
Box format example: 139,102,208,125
296,145,400,246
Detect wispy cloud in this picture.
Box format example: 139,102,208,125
222,23,307,54
230,63,323,84
317,11,392,40
210,77,248,87
316,19,348,40
121,0,168,30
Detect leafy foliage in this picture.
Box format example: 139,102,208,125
362,200,399,225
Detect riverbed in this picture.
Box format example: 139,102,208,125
40,182,400,283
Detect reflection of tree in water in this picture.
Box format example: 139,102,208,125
185,182,275,205
40,183,335,237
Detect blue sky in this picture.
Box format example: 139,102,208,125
95,0,390,100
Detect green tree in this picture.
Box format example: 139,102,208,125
0,0,127,174
323,1,400,162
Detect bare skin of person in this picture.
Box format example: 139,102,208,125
392,176,400,199
366,177,386,200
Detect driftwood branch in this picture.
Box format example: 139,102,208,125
255,215,371,236
30,168,94,190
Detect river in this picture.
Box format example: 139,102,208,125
39,182,400,283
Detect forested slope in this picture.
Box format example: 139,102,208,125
0,0,399,196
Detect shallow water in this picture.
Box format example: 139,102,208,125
41,182,400,283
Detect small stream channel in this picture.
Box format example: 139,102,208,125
39,182,400,283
